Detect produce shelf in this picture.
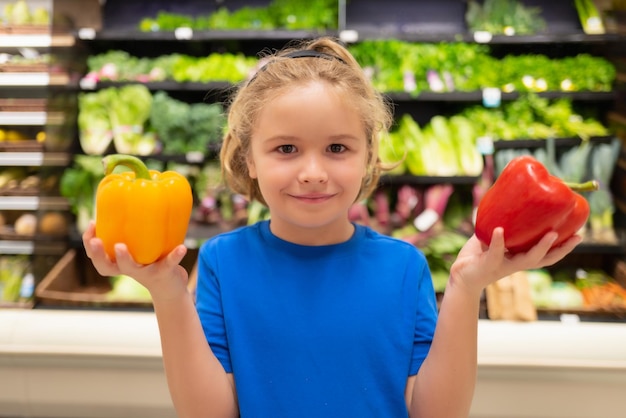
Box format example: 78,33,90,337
348,31,626,44
0,73,70,87
0,152,70,167
493,136,617,150
80,80,232,92
0,34,75,48
380,174,480,186
80,29,337,42
386,91,618,102
0,111,65,126
0,196,69,211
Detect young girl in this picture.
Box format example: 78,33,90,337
83,37,581,418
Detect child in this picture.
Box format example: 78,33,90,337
82,37,581,418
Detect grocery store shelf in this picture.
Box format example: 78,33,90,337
0,152,70,166
0,310,625,418
0,34,75,48
346,29,626,44
386,90,618,102
0,111,64,126
0,240,33,254
80,79,232,91
0,196,69,210
80,28,337,42
0,239,67,256
380,174,480,186
493,136,617,150
0,72,70,87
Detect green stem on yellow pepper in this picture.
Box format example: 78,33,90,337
102,154,151,179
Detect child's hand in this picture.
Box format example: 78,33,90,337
449,227,582,296
82,221,190,301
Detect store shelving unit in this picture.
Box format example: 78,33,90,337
1,0,626,416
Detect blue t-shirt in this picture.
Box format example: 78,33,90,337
196,220,438,417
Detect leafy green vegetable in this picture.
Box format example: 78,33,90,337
59,155,104,233
149,91,225,155
466,0,546,35
77,90,115,155
108,85,156,155
138,0,338,31
349,41,615,95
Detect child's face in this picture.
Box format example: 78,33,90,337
247,81,368,244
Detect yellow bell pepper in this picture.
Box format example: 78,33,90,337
95,154,193,264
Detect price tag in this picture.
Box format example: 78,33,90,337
186,151,205,163
78,28,96,40
482,87,501,108
414,208,439,232
503,26,516,36
79,77,97,90
473,31,492,43
339,30,359,43
476,136,494,155
174,27,193,40
560,314,581,325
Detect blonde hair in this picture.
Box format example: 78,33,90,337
220,36,394,205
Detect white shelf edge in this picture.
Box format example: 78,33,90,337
0,72,71,86
0,240,33,254
0,34,75,48
0,152,69,166
0,196,69,210
0,111,46,126
0,111,64,126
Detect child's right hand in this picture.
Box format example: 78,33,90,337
82,221,190,302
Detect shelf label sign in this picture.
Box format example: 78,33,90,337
339,30,359,43
175,27,194,40
476,136,495,155
482,87,501,108
473,31,493,43
78,28,96,40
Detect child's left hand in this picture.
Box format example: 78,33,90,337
449,227,582,296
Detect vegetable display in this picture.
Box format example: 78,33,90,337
574,0,606,34
84,51,258,84
95,154,193,265
60,155,104,233
465,0,546,35
349,41,616,95
1,0,49,26
474,155,599,254
78,88,225,156
138,0,338,31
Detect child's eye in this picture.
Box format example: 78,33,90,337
328,144,346,153
277,144,296,154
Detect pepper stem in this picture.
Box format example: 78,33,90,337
102,154,151,179
563,180,600,193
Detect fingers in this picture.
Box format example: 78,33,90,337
539,234,582,267
525,231,559,261
113,243,141,270
488,227,506,252
166,245,188,268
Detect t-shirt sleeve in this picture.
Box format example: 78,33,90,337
195,243,233,373
408,257,439,375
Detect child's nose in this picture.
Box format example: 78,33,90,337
298,155,328,183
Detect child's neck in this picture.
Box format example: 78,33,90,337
269,221,355,246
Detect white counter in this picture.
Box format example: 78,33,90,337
1,309,625,418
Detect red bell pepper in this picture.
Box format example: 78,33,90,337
474,155,598,254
